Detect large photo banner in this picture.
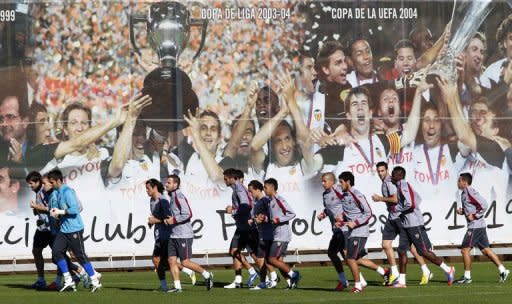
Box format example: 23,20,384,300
1,0,512,259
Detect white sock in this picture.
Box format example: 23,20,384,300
338,272,347,283
235,275,242,283
498,265,506,273
421,264,430,275
248,267,256,275
270,271,277,281
440,262,451,273
376,266,385,276
286,278,291,286
287,270,295,277
399,273,406,285
202,271,210,279
182,267,193,276
174,280,182,290
359,272,367,285
464,270,471,279
391,265,399,277
355,281,362,290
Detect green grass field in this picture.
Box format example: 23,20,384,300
0,262,510,304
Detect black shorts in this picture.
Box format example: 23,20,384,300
230,228,255,251
168,238,193,260
462,228,490,250
52,230,88,264
382,218,403,241
33,230,52,249
401,226,432,256
153,239,169,258
268,241,288,258
346,237,367,260
327,232,345,254
256,239,272,258
246,229,259,254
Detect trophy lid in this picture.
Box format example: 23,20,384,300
141,67,198,132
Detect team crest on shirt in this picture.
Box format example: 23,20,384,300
314,109,322,121
140,162,149,171
376,147,383,158
289,166,296,176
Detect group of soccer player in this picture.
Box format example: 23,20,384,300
25,161,510,294
25,169,102,292
143,163,510,294
319,162,509,292
146,168,300,292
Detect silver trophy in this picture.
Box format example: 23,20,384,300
427,0,493,84
130,1,207,132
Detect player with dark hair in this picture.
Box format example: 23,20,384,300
145,178,172,292
247,179,278,290
164,174,214,292
25,171,80,289
391,166,455,287
263,178,300,289
347,38,378,88
316,172,349,291
311,41,350,147
223,168,258,288
47,169,102,292
371,162,432,285
26,171,51,289
336,171,386,293
455,173,509,284
482,14,512,87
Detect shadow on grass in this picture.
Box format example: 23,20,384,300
4,284,44,290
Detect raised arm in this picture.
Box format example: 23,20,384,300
53,103,128,159
250,101,289,152
107,94,152,178
401,72,432,146
436,77,477,151
184,109,224,183
277,71,311,144
416,22,451,70
224,82,258,158
277,71,315,173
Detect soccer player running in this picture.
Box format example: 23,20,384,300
316,172,349,291
371,162,433,285
455,173,509,284
263,178,301,289
145,178,173,292
391,166,455,287
164,175,214,292
223,168,259,288
26,172,85,290
247,180,279,290
336,171,385,293
47,169,102,292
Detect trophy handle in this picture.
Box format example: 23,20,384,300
190,18,208,61
129,14,147,56
189,1,208,61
